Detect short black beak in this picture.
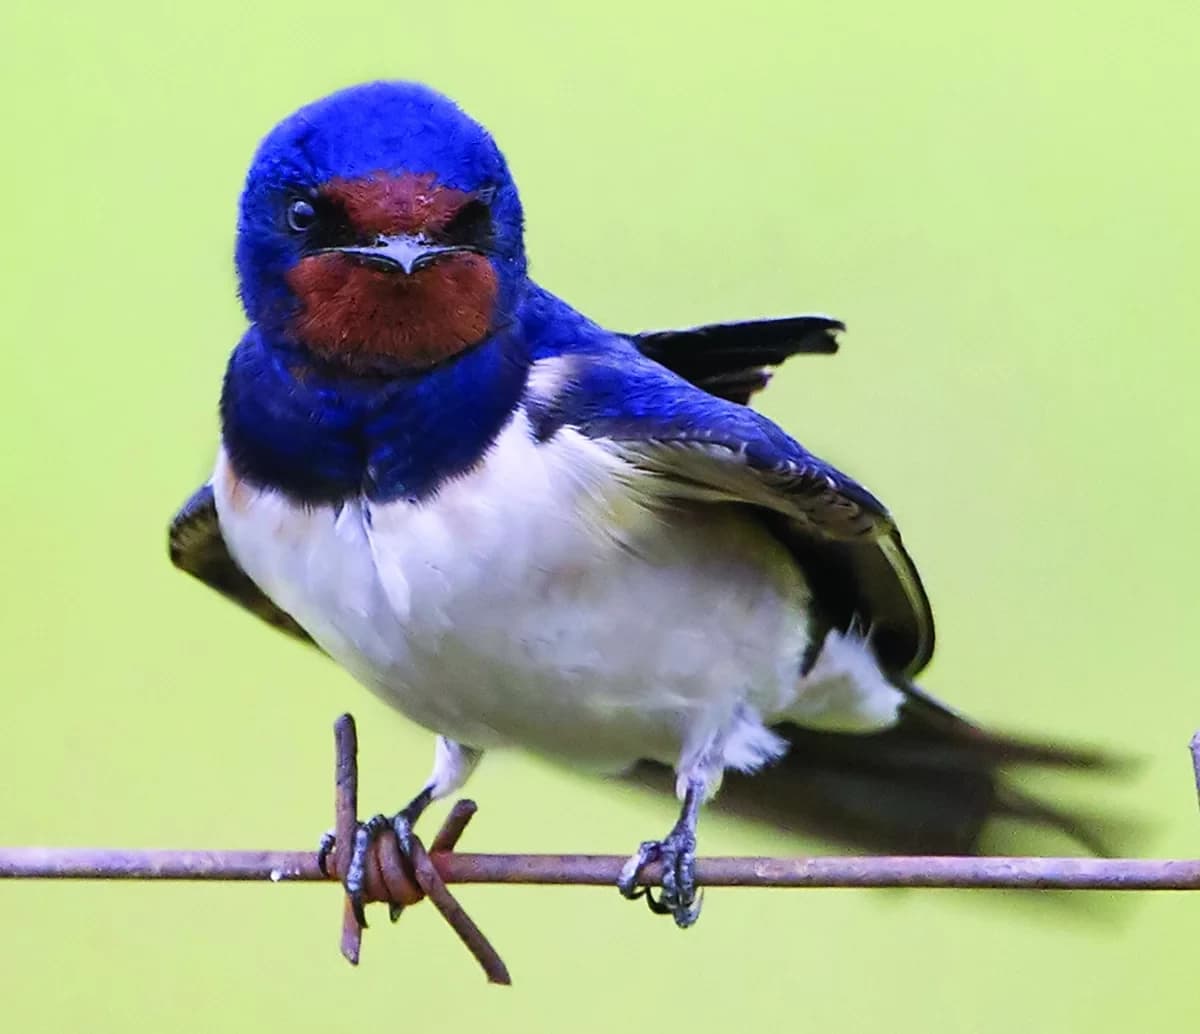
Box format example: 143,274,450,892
321,234,475,275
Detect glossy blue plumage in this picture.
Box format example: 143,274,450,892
522,288,886,518
221,324,531,503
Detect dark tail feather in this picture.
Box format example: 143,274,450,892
628,700,1127,856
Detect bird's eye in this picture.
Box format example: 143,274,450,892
286,198,317,233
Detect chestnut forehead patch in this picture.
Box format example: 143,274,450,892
320,172,474,236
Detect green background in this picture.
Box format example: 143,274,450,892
2,1,1197,1029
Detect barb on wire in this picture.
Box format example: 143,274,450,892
1,716,1199,986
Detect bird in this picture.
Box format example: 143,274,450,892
170,80,1112,929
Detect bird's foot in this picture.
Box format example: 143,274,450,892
617,821,702,928
315,805,425,927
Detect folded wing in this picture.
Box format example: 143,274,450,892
169,484,314,645
529,342,934,678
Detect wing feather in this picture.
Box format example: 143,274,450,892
169,484,315,645
632,314,841,404
532,343,935,676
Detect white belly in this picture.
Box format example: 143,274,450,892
213,408,900,773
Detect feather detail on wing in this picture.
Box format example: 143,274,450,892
612,438,888,541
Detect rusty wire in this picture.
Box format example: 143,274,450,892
2,714,1200,985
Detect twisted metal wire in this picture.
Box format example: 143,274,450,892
3,717,1198,985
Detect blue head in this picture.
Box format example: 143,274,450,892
236,82,526,373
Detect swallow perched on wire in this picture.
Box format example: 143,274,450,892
170,81,1111,929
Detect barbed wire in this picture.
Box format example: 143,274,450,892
2,717,1198,985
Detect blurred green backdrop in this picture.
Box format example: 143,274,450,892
2,1,1198,1030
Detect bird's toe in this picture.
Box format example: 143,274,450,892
315,827,337,877
618,839,661,901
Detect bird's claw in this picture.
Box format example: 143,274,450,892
315,827,336,877
617,839,658,902
317,809,425,927
617,826,703,928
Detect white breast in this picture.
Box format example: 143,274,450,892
213,407,900,773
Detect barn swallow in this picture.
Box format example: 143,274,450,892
171,81,1110,928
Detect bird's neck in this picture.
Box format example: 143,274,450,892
220,325,531,505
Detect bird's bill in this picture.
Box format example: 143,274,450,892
320,234,476,275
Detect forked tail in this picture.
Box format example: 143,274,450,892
630,690,1126,856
